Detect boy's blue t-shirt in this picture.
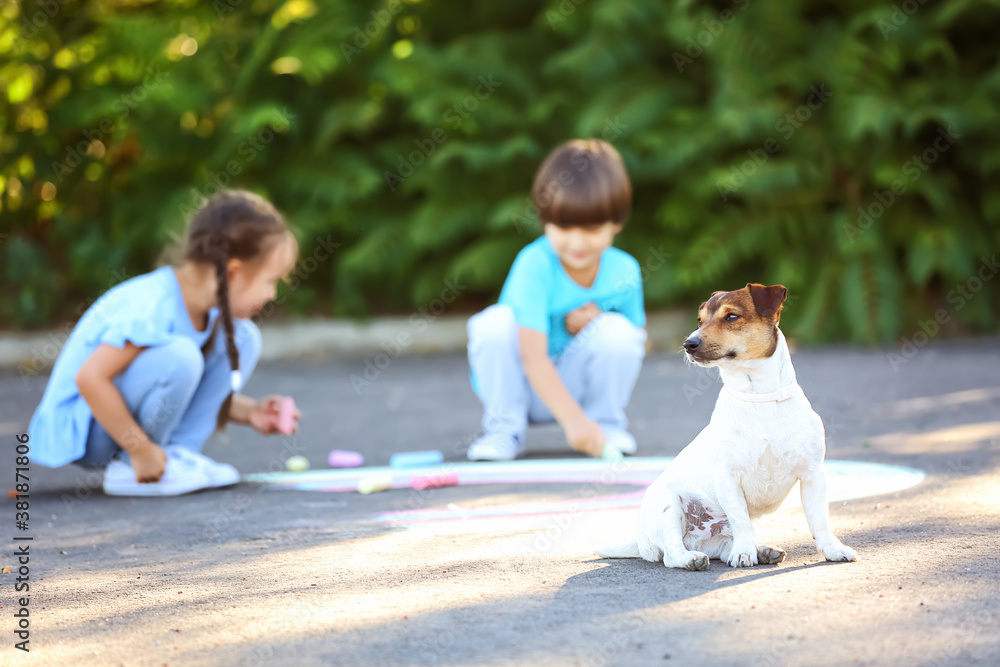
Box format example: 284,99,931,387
27,266,219,468
498,235,645,357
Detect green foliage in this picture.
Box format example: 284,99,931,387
2,0,999,342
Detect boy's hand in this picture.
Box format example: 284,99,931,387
249,395,301,435
565,302,602,336
131,441,167,483
565,417,606,457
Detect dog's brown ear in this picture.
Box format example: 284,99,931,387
747,283,787,318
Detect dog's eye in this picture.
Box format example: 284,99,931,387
697,318,702,326
724,313,739,322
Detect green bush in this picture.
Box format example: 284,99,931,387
2,0,998,342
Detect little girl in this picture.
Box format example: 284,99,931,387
27,190,301,496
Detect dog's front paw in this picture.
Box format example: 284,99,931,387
757,545,787,565
727,548,758,568
818,541,859,562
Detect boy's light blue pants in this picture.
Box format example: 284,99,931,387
75,320,262,468
467,304,646,440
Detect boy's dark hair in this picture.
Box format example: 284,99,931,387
181,190,296,432
531,139,632,228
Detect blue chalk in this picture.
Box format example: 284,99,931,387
390,450,444,468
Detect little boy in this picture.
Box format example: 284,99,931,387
467,139,647,461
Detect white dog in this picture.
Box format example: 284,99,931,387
597,283,859,569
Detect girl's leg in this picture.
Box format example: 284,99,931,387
76,420,121,469
167,319,262,453
76,337,205,468
467,305,530,458
549,312,646,433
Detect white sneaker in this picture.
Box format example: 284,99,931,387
102,450,213,497
165,446,240,488
603,428,638,455
467,433,525,461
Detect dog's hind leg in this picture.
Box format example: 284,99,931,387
716,539,784,564
637,538,663,564
756,545,787,564
698,535,733,562
658,497,710,571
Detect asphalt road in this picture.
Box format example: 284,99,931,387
1,337,998,666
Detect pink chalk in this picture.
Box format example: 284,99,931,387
276,397,296,435
412,472,459,491
328,449,364,468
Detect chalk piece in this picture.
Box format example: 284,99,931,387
412,472,459,491
276,397,297,435
358,473,393,495
328,449,364,468
285,455,309,472
601,443,624,462
389,450,444,469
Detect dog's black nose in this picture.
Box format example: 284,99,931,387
683,337,701,352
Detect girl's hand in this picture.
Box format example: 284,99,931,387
249,395,301,435
131,441,168,483
565,302,602,336
564,416,606,457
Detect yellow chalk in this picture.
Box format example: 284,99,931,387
358,472,393,494
285,455,310,472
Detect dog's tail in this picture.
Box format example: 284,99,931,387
595,539,641,559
